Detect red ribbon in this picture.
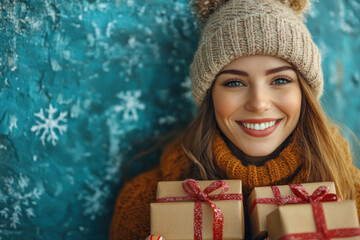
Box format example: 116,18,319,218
279,202,360,240
289,184,339,203
249,184,340,213
156,179,243,240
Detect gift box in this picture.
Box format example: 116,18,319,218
247,182,337,240
267,200,360,240
150,179,245,240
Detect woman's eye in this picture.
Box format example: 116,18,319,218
223,80,244,87
272,77,291,85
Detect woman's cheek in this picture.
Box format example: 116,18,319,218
216,95,237,120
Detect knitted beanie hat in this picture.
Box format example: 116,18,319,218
190,0,323,107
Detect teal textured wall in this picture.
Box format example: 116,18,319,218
0,0,359,239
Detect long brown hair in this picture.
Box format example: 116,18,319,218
180,73,360,200
180,89,219,180
294,73,360,199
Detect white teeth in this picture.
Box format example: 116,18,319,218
241,121,277,131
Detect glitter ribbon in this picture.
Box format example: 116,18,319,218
289,184,339,203
278,202,360,240
249,184,339,213
157,179,243,240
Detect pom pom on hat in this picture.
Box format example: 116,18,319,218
193,0,228,22
194,0,311,23
277,0,311,13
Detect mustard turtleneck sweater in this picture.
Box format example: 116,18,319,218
110,132,360,240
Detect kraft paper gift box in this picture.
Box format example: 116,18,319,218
150,179,245,240
267,200,360,240
247,182,337,240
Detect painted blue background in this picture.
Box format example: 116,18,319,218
0,0,359,239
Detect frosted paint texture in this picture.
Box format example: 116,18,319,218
0,0,359,239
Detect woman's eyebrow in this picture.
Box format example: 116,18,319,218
215,69,248,78
266,66,295,75
216,66,295,78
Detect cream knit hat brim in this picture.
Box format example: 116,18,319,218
190,0,323,107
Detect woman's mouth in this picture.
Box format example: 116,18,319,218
235,119,281,137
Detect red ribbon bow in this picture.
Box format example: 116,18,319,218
249,184,339,213
289,184,339,203
157,179,243,240
279,202,360,240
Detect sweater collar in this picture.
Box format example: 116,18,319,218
212,131,306,193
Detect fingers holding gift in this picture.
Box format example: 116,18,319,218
145,234,165,240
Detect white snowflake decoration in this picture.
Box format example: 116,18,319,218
31,104,68,146
0,174,42,230
9,115,18,133
77,180,110,220
181,76,193,101
114,90,145,121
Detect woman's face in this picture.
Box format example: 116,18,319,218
212,55,302,158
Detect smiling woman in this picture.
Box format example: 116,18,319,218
212,56,302,159
109,0,360,239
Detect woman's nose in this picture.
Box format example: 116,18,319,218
244,86,271,113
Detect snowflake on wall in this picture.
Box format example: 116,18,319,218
0,174,42,231
114,90,145,121
31,104,68,146
181,76,193,101
77,179,110,220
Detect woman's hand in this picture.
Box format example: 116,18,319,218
145,235,165,240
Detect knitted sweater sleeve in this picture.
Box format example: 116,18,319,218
109,140,189,240
109,168,161,240
353,166,360,222
337,129,360,221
